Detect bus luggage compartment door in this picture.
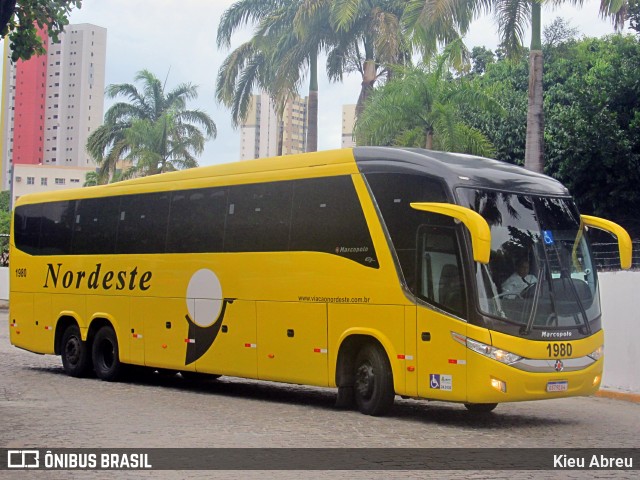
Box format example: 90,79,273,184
256,302,328,386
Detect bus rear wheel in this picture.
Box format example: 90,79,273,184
92,326,123,381
61,324,92,377
464,403,498,413
353,343,395,416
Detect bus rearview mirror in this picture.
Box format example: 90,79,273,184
410,202,491,264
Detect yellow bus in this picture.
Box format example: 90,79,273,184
9,147,632,416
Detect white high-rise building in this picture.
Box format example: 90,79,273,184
43,23,107,168
342,104,356,148
239,92,308,160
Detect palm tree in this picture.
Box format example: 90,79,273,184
317,0,410,117
217,0,329,152
354,52,501,155
411,0,629,172
88,70,216,182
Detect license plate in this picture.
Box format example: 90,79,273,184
546,381,568,392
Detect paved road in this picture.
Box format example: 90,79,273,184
1,309,638,479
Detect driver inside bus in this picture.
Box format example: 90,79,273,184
502,256,537,295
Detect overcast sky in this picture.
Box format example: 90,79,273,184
50,1,631,165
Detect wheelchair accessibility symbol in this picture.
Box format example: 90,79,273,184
543,230,555,245
429,373,453,391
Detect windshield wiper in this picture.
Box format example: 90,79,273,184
561,264,591,335
520,263,545,336
547,238,592,335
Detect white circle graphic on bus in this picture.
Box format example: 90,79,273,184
186,269,223,328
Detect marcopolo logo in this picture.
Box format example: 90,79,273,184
335,246,369,254
43,263,153,291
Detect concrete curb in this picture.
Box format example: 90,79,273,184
595,389,640,404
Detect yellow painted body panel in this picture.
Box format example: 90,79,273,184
328,303,407,393
465,329,604,403
196,300,257,378
466,355,602,404
416,308,468,402
257,301,328,385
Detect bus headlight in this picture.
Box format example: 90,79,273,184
587,346,604,361
458,336,522,365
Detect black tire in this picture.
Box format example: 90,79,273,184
60,324,92,378
353,343,395,416
92,326,123,381
464,402,498,413
335,386,355,409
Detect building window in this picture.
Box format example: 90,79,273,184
55,178,65,185
27,177,35,185
41,178,48,186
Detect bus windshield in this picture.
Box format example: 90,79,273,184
458,188,601,334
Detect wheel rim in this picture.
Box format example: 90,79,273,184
65,336,81,366
355,361,375,400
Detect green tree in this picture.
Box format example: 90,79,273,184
217,0,332,152
0,0,82,62
543,35,640,234
489,0,628,173
464,34,640,235
628,0,640,34
87,70,216,182
354,53,500,155
462,51,529,165
320,0,471,117
320,0,410,117
470,46,495,75
0,190,9,262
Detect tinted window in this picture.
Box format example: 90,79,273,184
366,173,449,289
167,187,227,253
417,226,466,317
14,204,42,254
40,201,75,255
117,192,170,254
291,176,377,267
225,182,292,252
72,197,120,254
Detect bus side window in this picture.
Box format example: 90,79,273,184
167,187,227,253
14,204,43,255
117,192,171,254
417,226,467,318
40,201,75,255
290,176,376,267
224,182,293,253
72,197,120,255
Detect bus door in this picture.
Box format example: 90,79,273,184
415,225,468,402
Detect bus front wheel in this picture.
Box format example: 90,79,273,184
61,324,92,378
464,403,498,413
92,326,123,382
353,343,395,416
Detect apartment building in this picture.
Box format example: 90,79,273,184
239,92,308,160
1,23,107,199
341,104,356,148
